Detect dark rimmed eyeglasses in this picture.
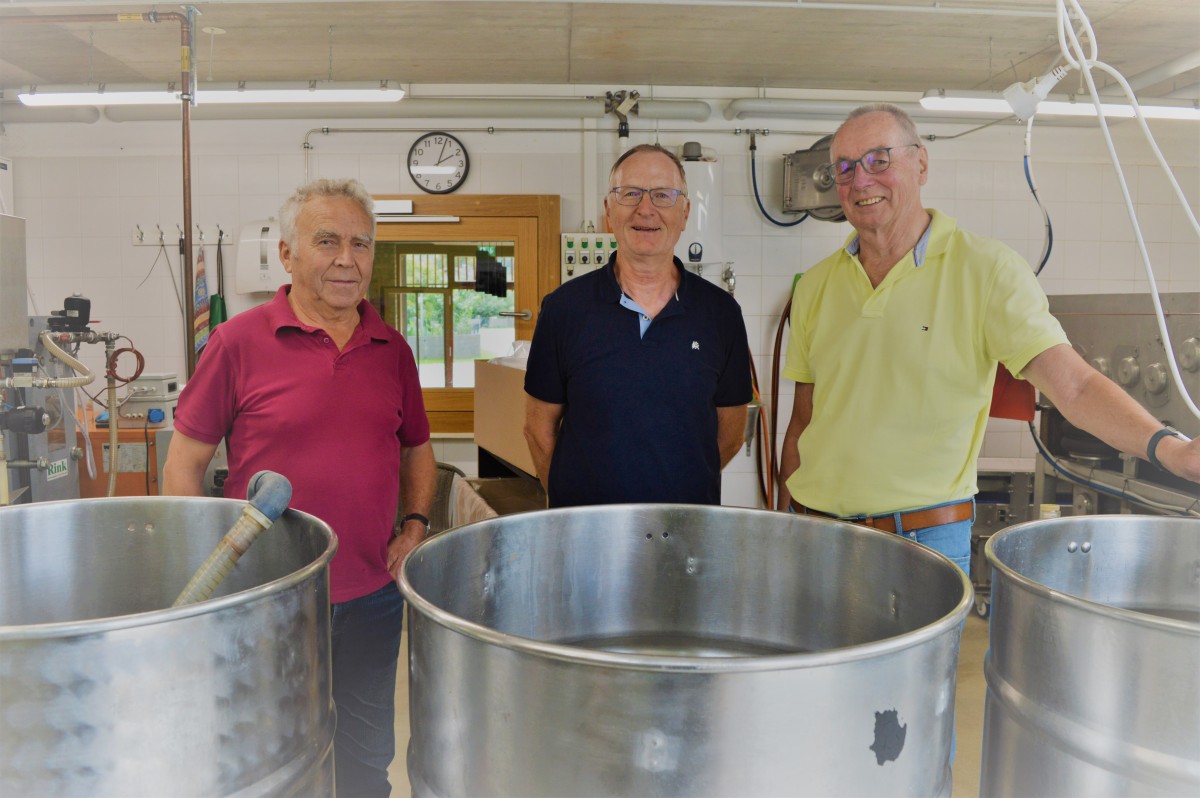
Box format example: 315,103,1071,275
827,144,922,184
609,186,687,208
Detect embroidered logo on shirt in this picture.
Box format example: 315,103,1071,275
691,341,700,350
920,325,929,331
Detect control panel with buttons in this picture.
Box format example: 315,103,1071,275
561,233,617,282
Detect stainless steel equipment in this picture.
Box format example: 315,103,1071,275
2,215,85,504
1037,292,1199,515
782,136,846,221
0,496,338,797
981,515,1200,796
401,504,972,798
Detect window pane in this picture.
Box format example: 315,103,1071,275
371,240,515,389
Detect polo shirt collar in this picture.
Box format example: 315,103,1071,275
843,209,941,268
265,285,392,342
597,251,688,305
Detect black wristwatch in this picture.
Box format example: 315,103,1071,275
400,512,431,531
1146,427,1184,471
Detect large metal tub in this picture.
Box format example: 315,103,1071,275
0,496,338,797
400,504,972,797
981,515,1200,796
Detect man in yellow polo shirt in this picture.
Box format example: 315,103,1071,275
778,103,1199,572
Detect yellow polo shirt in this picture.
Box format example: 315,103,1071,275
782,209,1068,516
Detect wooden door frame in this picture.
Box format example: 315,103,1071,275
372,194,560,433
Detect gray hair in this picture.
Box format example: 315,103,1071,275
279,178,375,249
608,143,689,194
834,103,922,148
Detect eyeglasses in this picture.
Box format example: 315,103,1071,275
609,186,687,208
827,144,921,184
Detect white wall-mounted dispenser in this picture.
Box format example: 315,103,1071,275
235,220,289,294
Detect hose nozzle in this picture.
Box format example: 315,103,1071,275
171,471,293,607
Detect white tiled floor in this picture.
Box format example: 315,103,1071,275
387,614,992,797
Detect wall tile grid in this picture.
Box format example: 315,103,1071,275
4,114,1196,509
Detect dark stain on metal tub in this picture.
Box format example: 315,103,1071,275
870,709,907,765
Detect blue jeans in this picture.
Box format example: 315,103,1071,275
330,581,406,798
789,499,974,574
890,501,974,576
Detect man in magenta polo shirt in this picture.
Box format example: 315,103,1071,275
163,178,436,798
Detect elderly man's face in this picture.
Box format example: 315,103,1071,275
279,195,375,315
604,151,690,263
831,112,928,236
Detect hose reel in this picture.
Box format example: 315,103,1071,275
782,135,846,222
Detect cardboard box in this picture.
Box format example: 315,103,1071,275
474,360,537,477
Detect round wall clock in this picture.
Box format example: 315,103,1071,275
407,131,470,194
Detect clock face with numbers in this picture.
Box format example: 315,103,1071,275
407,132,470,194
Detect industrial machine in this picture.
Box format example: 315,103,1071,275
2,212,165,505
1034,292,1200,515
1,215,85,504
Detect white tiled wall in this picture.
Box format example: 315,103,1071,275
3,93,1197,508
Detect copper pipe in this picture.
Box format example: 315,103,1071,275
1,9,197,376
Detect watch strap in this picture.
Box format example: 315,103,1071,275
401,512,430,529
1146,427,1183,471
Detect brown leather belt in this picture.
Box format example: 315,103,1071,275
790,499,973,534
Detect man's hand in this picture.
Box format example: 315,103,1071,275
387,525,425,582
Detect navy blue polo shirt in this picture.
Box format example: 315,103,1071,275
524,254,752,507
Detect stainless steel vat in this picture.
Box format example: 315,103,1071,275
981,515,1200,796
400,504,972,797
0,496,338,797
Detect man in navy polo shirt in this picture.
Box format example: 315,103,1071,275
524,144,752,507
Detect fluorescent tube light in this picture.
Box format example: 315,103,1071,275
195,81,404,104
17,81,403,107
18,84,180,106
920,89,1200,121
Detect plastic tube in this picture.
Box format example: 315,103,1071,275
172,471,293,607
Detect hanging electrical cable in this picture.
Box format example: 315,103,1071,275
1022,0,1200,423
1021,118,1054,276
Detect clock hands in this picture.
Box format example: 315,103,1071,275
435,138,449,165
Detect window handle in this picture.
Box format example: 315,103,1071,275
499,309,532,320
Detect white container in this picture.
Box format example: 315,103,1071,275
674,158,724,267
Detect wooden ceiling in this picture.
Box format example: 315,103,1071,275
1,1,1197,100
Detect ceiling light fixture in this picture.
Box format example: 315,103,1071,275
18,84,180,106
920,89,1200,121
17,80,404,107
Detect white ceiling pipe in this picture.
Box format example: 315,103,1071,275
1164,82,1200,100
1102,50,1200,95
724,98,927,121
92,96,710,123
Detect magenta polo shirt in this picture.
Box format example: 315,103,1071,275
174,287,431,604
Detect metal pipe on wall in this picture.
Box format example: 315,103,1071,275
0,9,198,378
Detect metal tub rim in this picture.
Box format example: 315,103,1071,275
984,514,1200,635
399,503,973,674
0,495,339,641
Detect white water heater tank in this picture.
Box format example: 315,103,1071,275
235,220,289,294
674,151,724,267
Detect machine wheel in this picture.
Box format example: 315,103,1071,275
975,595,991,618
